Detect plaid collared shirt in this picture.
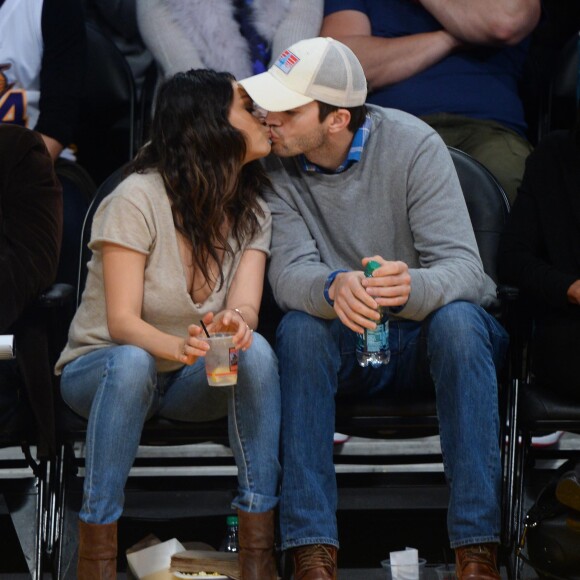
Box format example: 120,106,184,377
300,113,372,174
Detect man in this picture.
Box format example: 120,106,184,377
0,0,90,285
320,0,541,204
0,124,62,457
240,37,509,580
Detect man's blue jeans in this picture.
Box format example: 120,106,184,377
275,301,508,550
60,333,281,524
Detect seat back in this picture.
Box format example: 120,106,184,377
447,147,510,284
75,163,129,307
75,22,137,186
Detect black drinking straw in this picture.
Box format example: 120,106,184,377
200,320,211,338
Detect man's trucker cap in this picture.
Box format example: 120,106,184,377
239,37,367,112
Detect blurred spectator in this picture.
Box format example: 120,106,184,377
321,0,541,203
0,125,62,342
522,0,580,141
137,0,323,81
82,0,153,97
498,101,580,511
498,115,580,401
0,0,91,286
0,124,62,455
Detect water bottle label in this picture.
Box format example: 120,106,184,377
366,323,387,351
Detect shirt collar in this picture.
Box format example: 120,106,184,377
300,113,372,174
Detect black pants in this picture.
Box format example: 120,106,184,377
532,317,580,402
0,359,24,436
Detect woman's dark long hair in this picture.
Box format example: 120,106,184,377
127,69,269,291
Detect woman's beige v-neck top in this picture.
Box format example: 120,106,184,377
55,171,271,374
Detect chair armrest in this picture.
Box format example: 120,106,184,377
497,284,519,301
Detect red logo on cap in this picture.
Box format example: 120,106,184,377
275,50,300,75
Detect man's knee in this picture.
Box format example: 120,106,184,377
425,301,488,352
276,311,332,349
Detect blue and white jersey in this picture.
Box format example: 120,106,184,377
0,0,43,131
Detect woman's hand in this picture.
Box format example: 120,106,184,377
567,280,580,306
179,314,211,365
207,309,254,351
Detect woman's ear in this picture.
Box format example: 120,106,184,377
327,109,351,134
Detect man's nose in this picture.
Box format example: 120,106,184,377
265,111,281,125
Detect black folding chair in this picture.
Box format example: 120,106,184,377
502,296,580,579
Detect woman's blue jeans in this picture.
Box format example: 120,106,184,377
60,332,281,524
275,301,509,551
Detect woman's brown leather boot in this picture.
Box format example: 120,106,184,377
78,520,118,579
238,509,278,579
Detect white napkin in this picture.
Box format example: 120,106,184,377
0,335,14,360
389,547,420,580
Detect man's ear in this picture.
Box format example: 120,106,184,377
327,109,351,134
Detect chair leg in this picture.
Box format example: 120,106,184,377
512,432,530,580
48,442,72,579
503,378,521,548
34,459,47,580
16,441,47,579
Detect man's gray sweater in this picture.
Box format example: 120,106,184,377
263,105,497,322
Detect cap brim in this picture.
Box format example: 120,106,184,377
239,71,314,112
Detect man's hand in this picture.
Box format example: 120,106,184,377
361,256,411,308
330,256,411,333
567,280,580,305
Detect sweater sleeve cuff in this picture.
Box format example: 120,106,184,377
323,269,348,306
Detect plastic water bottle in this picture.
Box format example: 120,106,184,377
220,515,239,552
356,260,391,368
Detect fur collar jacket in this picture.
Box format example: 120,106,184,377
163,0,291,79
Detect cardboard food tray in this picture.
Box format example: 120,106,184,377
126,538,186,580
170,550,240,580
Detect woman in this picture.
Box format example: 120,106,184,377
55,69,280,579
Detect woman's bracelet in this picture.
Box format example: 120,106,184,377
233,308,246,324
233,308,253,332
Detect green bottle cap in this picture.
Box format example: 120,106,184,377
226,515,238,526
364,260,381,278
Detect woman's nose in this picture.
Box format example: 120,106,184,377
252,105,268,123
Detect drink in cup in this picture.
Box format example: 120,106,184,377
203,332,239,386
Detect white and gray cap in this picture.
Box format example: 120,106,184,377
239,37,368,112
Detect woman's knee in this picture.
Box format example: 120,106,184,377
105,345,157,401
238,333,279,390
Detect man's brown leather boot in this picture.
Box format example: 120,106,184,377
293,544,337,580
237,509,278,579
455,543,500,580
78,520,117,579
